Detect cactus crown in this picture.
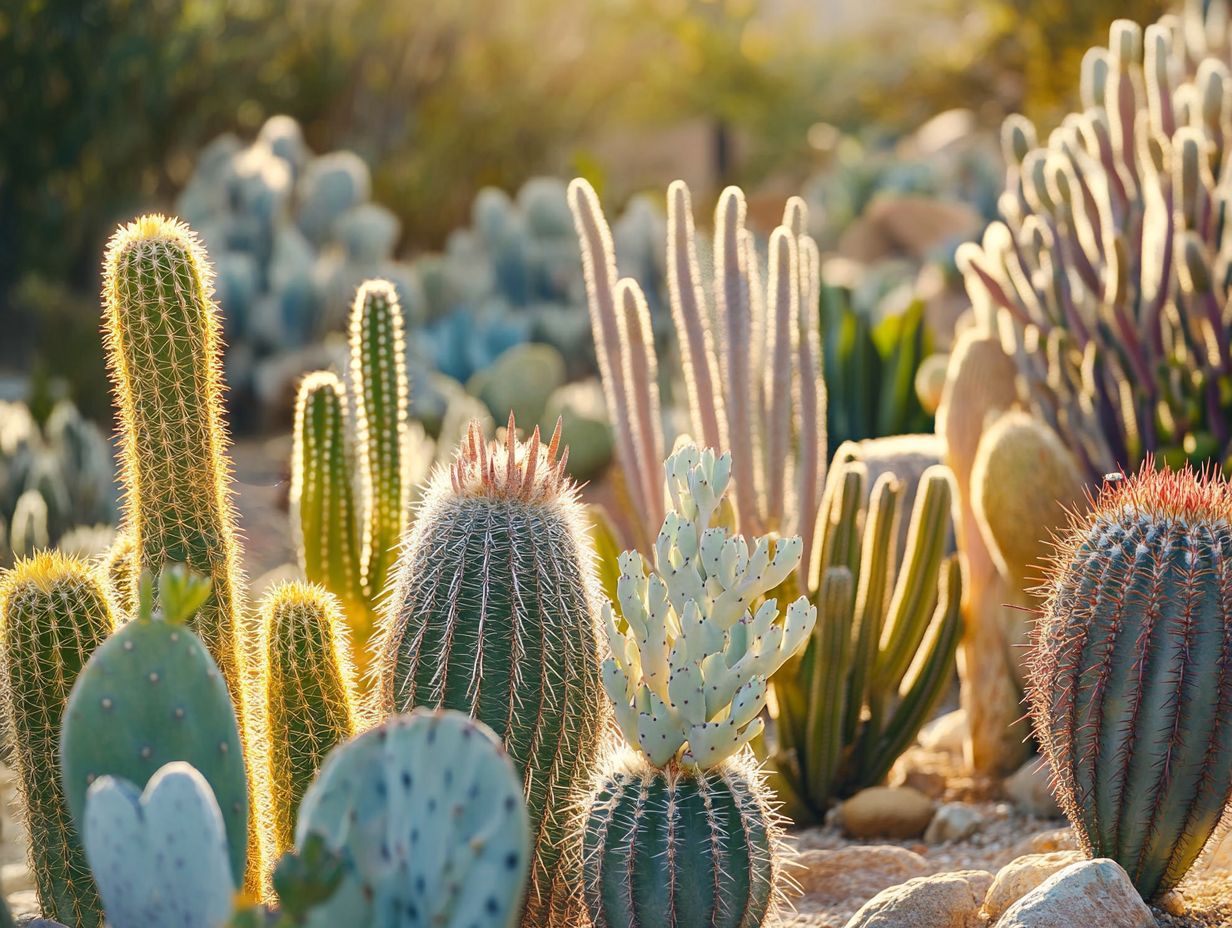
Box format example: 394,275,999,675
448,414,571,504
135,565,213,626
602,444,817,769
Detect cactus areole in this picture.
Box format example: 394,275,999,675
1028,463,1232,899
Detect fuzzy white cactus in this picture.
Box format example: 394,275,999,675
602,444,817,769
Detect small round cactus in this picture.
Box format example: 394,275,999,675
1029,463,1232,899
585,444,814,927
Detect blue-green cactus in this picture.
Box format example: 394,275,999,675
284,709,530,928
83,761,236,928
60,566,250,887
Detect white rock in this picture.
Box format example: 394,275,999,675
843,870,993,927
1004,756,1062,818
996,858,1154,928
982,850,1084,919
924,801,984,844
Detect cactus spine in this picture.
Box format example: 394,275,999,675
769,453,963,822
1028,463,1232,900
0,552,115,926
103,530,138,618
291,280,409,650
286,709,530,928
60,566,250,888
586,445,814,927
83,762,237,928
376,416,606,927
259,582,359,855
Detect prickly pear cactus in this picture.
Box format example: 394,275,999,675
0,552,115,926
61,566,249,887
1029,464,1232,899
83,761,236,928
376,416,607,926
585,444,813,927
259,581,358,855
288,709,530,928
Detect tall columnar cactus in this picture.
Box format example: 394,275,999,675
767,452,963,823
103,530,138,618
570,179,826,573
103,215,246,699
1028,463,1232,900
960,10,1232,479
585,444,815,928
283,709,530,928
83,762,237,928
291,280,409,647
259,581,359,855
60,566,250,889
376,416,607,927
0,552,115,926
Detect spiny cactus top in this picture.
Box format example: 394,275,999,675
1029,462,1232,898
603,444,817,769
959,9,1232,479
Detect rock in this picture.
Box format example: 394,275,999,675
996,858,1155,928
795,845,931,911
1201,827,1232,873
0,862,31,894
982,851,1085,919
843,870,993,928
924,801,983,844
1158,889,1187,916
918,708,967,756
839,786,937,840
888,747,949,799
1004,756,1062,818
1008,827,1078,858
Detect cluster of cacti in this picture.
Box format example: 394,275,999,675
412,177,666,385
1028,463,1232,900
290,279,411,660
175,115,420,407
571,179,827,572
375,416,607,926
585,444,813,927
0,399,116,564
766,450,963,823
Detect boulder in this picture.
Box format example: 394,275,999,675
996,858,1155,928
843,870,992,927
839,786,936,840
796,845,931,912
982,850,1085,919
1004,756,1062,818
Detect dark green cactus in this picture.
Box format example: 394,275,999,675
376,417,607,927
0,551,114,926
767,448,963,824
60,565,250,887
259,581,358,856
1028,463,1232,900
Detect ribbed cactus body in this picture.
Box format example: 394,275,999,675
377,418,606,926
583,752,779,928
1029,465,1232,899
288,709,531,928
103,530,138,618
0,553,114,926
260,582,358,855
61,568,249,887
350,280,407,603
102,216,245,701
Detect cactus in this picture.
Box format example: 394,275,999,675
103,530,139,618
767,453,962,823
290,280,409,651
0,552,115,926
10,489,49,558
571,179,826,570
259,582,359,856
60,566,249,888
82,762,237,928
376,416,607,927
585,444,812,927
284,709,530,928
1028,463,1232,899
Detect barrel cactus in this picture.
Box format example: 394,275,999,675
60,566,250,888
584,444,815,927
0,552,115,926
1028,463,1232,899
376,415,607,926
283,709,530,928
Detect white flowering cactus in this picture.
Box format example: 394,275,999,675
601,444,817,769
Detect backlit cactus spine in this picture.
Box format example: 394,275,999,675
376,416,607,927
259,581,359,855
0,552,115,926
768,452,963,823
291,280,408,646
585,445,815,928
1028,464,1232,900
